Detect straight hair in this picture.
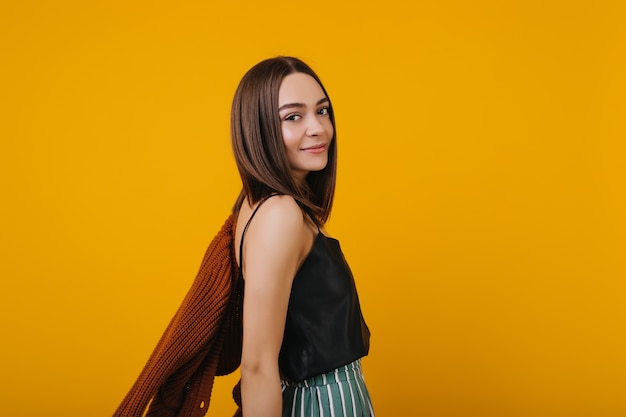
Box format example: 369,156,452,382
231,56,337,225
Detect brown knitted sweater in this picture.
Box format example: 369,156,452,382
114,213,243,417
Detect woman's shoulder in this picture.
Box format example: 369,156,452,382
259,194,302,213
242,195,312,265
252,195,306,235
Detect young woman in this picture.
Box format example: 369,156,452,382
231,57,374,417
113,56,372,417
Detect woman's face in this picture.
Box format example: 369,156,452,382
278,72,334,181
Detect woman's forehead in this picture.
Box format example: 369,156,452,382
278,73,326,106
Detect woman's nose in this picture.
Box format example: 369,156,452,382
305,114,324,136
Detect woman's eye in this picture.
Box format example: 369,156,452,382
284,114,301,121
318,107,330,116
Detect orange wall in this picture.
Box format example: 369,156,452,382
1,1,625,416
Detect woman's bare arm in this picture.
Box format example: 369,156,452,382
240,196,311,417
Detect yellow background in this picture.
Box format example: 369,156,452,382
1,1,625,416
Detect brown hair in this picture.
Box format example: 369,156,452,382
231,56,337,225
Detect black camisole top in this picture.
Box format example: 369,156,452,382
239,196,370,382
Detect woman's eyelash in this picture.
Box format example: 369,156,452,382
284,113,301,121
283,107,329,121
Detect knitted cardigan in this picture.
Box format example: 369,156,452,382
114,213,243,417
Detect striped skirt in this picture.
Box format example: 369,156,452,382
281,359,375,417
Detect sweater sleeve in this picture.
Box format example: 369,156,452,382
113,214,237,417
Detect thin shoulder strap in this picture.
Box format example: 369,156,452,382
239,194,279,267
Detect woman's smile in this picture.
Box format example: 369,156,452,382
300,143,327,153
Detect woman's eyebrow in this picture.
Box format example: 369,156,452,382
278,97,329,112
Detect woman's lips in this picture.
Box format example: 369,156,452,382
301,144,326,153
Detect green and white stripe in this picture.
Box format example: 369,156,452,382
281,359,375,417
